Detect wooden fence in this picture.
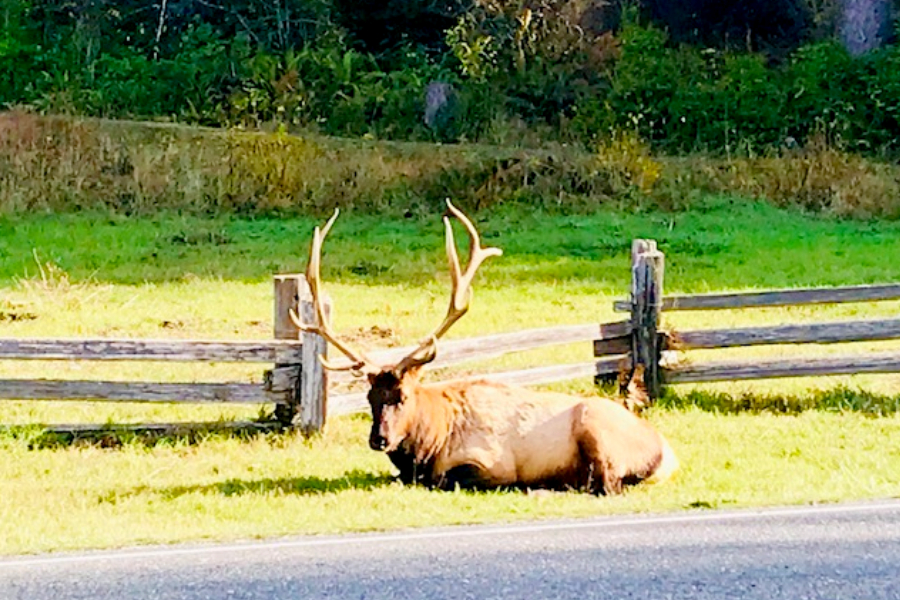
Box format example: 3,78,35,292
593,239,900,399
0,275,323,433
3,239,900,433
0,273,617,433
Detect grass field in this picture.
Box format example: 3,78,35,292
2,190,900,555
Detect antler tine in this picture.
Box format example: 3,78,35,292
434,199,503,339
393,200,502,373
291,209,375,374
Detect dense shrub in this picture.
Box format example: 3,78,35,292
5,0,900,157
569,20,900,155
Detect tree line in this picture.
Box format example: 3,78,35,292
1,0,898,154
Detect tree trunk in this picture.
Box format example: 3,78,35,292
838,0,893,56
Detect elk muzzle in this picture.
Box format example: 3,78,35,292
369,425,388,451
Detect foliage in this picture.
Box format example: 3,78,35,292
0,0,41,105
641,0,815,56
445,0,607,128
6,114,900,220
221,44,449,138
332,0,469,53
5,0,900,154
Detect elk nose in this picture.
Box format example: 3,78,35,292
369,434,387,451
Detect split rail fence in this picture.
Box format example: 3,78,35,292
2,240,900,434
598,240,900,398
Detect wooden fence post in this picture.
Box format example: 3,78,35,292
272,275,302,428
298,275,328,434
630,240,665,401
271,274,328,433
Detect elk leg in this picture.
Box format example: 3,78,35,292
387,448,417,485
436,463,489,491
388,448,436,486
573,403,624,496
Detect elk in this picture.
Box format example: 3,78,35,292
293,201,678,495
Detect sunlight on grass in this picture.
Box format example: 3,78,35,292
2,201,900,554
2,411,899,556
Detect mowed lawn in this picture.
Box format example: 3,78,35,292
2,196,900,555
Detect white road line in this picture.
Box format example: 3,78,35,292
3,499,899,569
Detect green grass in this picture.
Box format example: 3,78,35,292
2,411,899,555
3,196,900,288
3,196,900,555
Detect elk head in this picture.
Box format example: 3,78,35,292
293,201,502,452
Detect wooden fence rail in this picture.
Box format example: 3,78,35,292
0,380,266,403
3,239,899,432
613,283,900,312
0,339,304,362
329,357,626,416
672,318,900,350
604,239,900,402
0,273,323,431
666,352,900,384
327,322,620,382
0,273,628,430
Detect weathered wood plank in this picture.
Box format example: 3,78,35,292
593,336,632,357
0,338,304,363
264,365,301,394
0,420,281,436
328,357,627,416
671,318,900,350
0,380,270,403
0,322,608,372
327,392,369,416
298,276,328,434
272,274,303,428
328,322,609,382
614,283,900,312
484,357,626,386
598,320,632,339
665,352,900,383
632,248,665,399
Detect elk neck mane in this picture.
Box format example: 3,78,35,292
401,375,474,464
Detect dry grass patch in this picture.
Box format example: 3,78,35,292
6,112,900,218
675,138,900,218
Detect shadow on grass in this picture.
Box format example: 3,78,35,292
658,385,900,416
0,420,284,450
159,470,397,499
95,470,397,506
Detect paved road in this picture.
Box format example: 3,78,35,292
3,500,900,599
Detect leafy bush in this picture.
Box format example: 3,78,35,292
445,1,605,130
0,1,42,105
569,18,900,156
6,0,900,158
221,44,448,139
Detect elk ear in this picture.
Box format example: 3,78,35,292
391,362,428,382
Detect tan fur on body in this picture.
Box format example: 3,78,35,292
296,201,678,495
378,369,678,494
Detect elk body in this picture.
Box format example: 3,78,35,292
295,202,678,495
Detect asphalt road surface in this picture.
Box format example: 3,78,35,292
3,500,900,600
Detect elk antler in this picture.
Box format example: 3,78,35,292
290,209,377,374
393,200,503,374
